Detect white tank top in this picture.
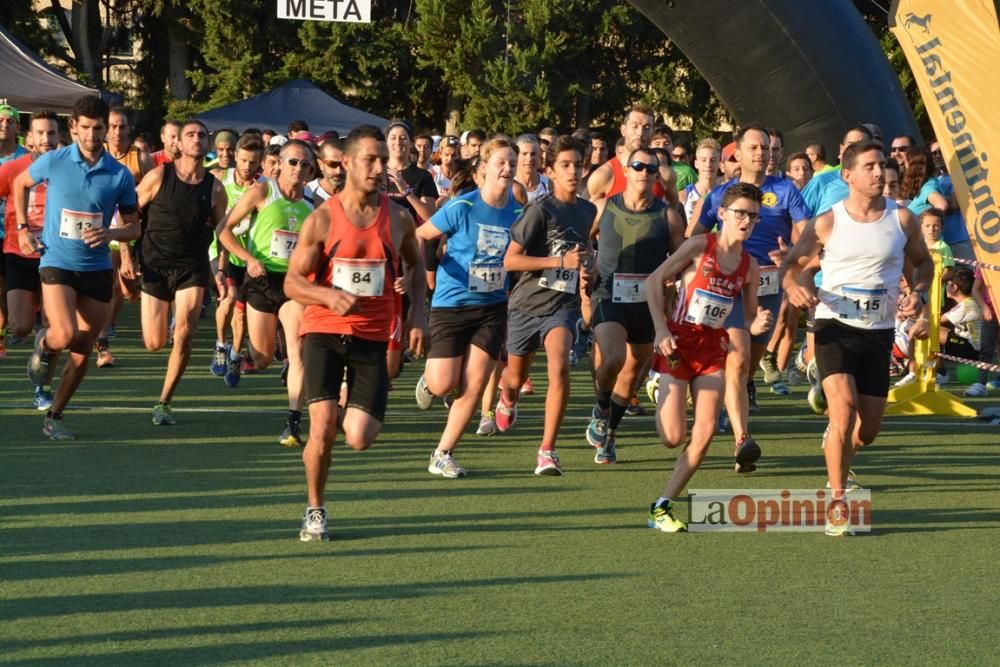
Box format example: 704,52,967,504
815,199,907,330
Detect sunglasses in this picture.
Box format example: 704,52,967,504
890,146,910,153
628,161,659,174
323,159,343,169
726,208,761,222
672,152,686,160
285,157,313,168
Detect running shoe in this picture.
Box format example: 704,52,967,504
571,318,591,365
520,377,536,395
299,507,330,542
770,379,791,395
495,395,518,432
894,372,916,387
152,402,176,426
224,355,242,388
734,433,761,473
27,328,50,387
415,375,437,410
759,353,781,384
807,383,827,415
594,435,617,464
280,423,305,447
645,376,660,404
442,393,455,410
648,499,687,533
747,379,759,413
428,450,466,478
586,406,609,448
210,345,227,377
534,449,562,476
96,348,115,368
805,358,820,385
43,417,75,441
988,380,1000,390
964,382,987,398
787,367,806,386
625,394,645,416
33,386,54,411
241,355,258,375
824,500,856,537
476,411,498,436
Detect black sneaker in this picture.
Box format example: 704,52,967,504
747,379,759,413
734,433,761,473
27,328,50,387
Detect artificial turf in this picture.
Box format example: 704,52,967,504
1,308,998,665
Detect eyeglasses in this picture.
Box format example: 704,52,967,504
628,161,659,174
726,208,761,222
285,157,313,168
323,159,343,169
890,145,910,153
672,152,687,161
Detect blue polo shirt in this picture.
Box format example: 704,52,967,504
29,144,137,271
429,188,522,308
697,175,811,265
800,168,847,218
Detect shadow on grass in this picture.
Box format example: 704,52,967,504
872,507,1000,534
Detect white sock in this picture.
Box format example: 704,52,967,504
230,349,241,361
656,496,671,507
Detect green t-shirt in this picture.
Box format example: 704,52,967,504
247,179,313,272
673,163,697,191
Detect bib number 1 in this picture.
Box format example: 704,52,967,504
612,273,647,303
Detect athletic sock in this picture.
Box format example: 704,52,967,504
229,348,241,361
46,410,63,420
216,341,225,350
656,496,672,508
595,390,612,413
609,399,627,431
288,409,301,426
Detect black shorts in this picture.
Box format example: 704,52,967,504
942,330,978,361
302,333,389,421
241,270,287,315
39,267,114,303
814,319,893,397
141,265,210,302
428,302,508,359
590,298,655,345
225,262,247,288
5,253,40,292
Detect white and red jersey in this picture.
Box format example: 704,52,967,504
670,233,750,332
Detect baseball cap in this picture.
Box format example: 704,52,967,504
722,141,737,162
384,120,413,138
0,104,20,121
269,135,288,146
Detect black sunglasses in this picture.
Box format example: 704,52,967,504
285,157,313,168
628,161,658,174
323,159,342,169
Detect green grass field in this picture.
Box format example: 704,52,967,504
2,307,999,665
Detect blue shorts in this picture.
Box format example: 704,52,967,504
723,291,782,345
506,308,579,357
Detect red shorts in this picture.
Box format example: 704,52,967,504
652,326,729,382
388,292,404,352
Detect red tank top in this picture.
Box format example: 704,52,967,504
670,233,750,331
300,193,399,341
605,157,667,200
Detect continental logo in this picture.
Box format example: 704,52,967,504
903,16,1000,253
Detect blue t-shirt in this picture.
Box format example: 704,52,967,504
29,144,137,271
800,168,847,217
0,145,29,240
908,175,968,244
697,175,811,265
429,189,523,308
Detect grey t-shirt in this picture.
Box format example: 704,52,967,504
508,196,596,316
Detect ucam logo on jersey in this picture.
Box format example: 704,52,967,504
278,0,370,23
688,488,872,533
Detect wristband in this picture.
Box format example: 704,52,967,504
559,254,564,270
16,223,28,231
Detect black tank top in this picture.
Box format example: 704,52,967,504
142,163,216,271
593,193,669,301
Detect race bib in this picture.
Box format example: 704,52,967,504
757,265,779,297
539,267,578,294
612,273,648,303
837,287,888,324
685,288,733,328
332,258,385,297
59,209,101,240
269,229,299,260
468,263,506,293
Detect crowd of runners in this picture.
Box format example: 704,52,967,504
0,95,994,541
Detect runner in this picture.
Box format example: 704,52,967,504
414,137,522,478
429,135,460,198
304,138,345,205
460,129,485,160
785,151,814,190
0,110,59,406
209,130,237,170
285,124,426,540
586,146,685,464
646,182,773,532
514,134,550,203
494,135,596,475
218,139,315,444
208,133,264,383
97,106,153,368
414,133,434,171
384,120,438,223
587,105,655,201
0,103,29,359
679,138,721,225
123,119,227,425
782,140,933,536
150,121,181,167
16,96,140,440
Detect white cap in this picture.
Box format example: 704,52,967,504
269,135,288,146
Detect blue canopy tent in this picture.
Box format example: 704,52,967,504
196,79,389,136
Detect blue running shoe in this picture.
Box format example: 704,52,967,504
33,386,54,411
595,435,617,464
224,353,241,388
586,406,609,448
210,345,227,377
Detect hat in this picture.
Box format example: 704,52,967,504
431,134,442,152
460,130,471,145
861,122,884,144
384,120,413,139
269,135,288,146
0,104,19,121
722,141,737,162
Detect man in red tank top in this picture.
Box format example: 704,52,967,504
643,182,774,533
285,124,426,542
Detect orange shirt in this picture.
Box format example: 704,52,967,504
0,154,46,258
